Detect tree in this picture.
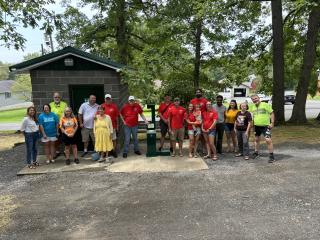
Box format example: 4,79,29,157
0,61,10,80
289,1,320,123
0,0,57,50
271,0,285,124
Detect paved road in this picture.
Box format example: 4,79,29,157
285,100,319,120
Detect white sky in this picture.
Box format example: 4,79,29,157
0,1,95,64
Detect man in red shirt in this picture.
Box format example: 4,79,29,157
168,97,186,157
120,96,149,158
101,94,119,158
190,88,208,113
158,94,174,152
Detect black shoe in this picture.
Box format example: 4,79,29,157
252,152,260,159
170,147,173,153
113,151,118,158
74,158,80,164
134,151,142,155
54,152,61,159
81,152,88,157
66,159,70,165
268,155,275,163
123,153,127,158
158,147,162,152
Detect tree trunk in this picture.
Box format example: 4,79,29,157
271,0,285,125
289,5,320,123
193,19,202,90
115,0,128,65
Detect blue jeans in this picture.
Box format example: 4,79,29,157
123,125,139,154
24,132,39,164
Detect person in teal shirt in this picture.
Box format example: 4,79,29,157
39,104,59,164
249,94,275,163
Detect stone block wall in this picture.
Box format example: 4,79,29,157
30,70,128,111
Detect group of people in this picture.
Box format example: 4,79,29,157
20,92,149,169
158,89,275,162
20,89,275,169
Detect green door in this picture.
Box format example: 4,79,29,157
69,84,105,151
69,84,105,113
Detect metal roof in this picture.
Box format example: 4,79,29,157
9,46,125,72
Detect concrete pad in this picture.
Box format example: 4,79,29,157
17,154,109,176
106,155,209,173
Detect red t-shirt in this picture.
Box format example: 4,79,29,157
101,102,119,129
190,97,208,112
158,102,173,120
187,113,196,130
202,109,218,130
120,103,143,127
168,106,186,130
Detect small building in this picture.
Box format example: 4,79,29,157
0,80,31,107
10,46,128,150
9,46,128,113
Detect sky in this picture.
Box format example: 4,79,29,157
0,1,95,64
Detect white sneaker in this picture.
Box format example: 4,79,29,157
98,157,105,162
46,160,50,164
50,159,55,163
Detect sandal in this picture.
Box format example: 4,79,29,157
204,155,211,159
235,153,243,157
212,155,218,161
33,161,40,166
189,153,193,158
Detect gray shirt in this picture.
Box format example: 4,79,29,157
79,102,99,129
213,104,226,123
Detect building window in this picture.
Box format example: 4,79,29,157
5,92,11,99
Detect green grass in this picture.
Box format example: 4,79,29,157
0,108,26,123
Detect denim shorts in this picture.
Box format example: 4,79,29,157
224,123,234,132
187,127,201,136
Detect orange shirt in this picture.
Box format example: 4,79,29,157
60,117,78,135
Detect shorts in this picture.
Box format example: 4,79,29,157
41,136,57,143
208,129,216,136
254,126,271,138
81,128,95,142
187,127,201,136
159,120,169,136
62,133,77,146
170,128,185,141
224,123,235,132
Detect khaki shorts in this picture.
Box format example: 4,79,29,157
112,131,117,141
81,128,95,142
170,128,185,141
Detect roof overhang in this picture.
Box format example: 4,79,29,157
10,52,121,73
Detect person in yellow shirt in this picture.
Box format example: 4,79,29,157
50,92,68,158
224,100,239,153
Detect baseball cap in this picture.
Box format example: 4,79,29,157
128,96,135,101
105,94,112,99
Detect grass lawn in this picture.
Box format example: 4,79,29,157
0,108,26,123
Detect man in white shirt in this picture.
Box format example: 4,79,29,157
78,95,99,157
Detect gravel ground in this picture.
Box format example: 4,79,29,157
1,143,320,240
